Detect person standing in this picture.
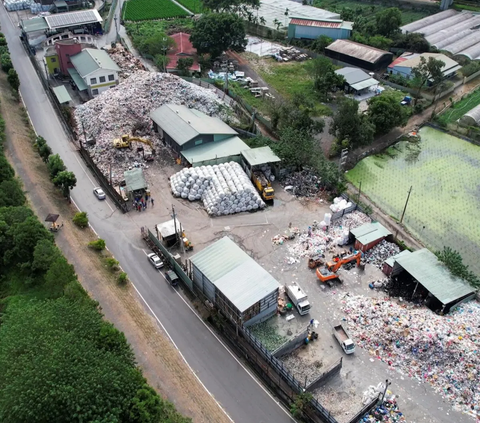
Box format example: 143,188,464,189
151,198,154,207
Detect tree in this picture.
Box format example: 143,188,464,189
353,16,377,37
44,255,77,296
176,57,194,76
72,211,88,228
53,170,77,198
330,97,375,148
153,54,169,72
376,8,402,38
412,56,445,99
136,32,174,57
290,392,313,419
32,239,60,272
311,35,333,53
7,68,19,92
47,154,65,179
273,18,281,31
272,127,315,169
1,53,12,72
436,247,480,288
312,57,344,101
0,179,25,207
368,35,393,51
259,16,266,26
393,32,430,53
0,155,14,183
340,6,355,21
367,90,410,134
190,13,247,58
202,0,258,12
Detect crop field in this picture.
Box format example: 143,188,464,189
123,0,189,21
346,126,480,276
175,0,202,13
436,88,480,126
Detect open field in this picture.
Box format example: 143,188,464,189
346,126,480,276
123,0,189,21
313,0,436,24
175,0,203,13
437,88,480,126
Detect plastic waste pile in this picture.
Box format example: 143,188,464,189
363,240,401,268
5,0,32,10
330,197,353,213
342,295,480,416
170,162,266,216
281,167,323,197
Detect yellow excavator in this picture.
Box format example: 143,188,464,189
113,135,155,161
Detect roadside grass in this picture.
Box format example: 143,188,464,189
436,88,480,126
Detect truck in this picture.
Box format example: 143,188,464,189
286,284,311,316
333,324,355,354
252,170,275,201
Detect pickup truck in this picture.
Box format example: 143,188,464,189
333,324,355,354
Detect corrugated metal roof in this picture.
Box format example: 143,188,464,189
396,249,475,304
70,48,120,78
394,53,459,71
67,68,88,91
350,222,391,245
156,219,181,238
385,249,411,268
150,104,237,146
52,85,72,104
388,56,408,69
290,18,341,28
335,67,371,85
45,10,102,30
350,77,378,91
190,237,280,312
181,136,250,165
124,168,147,192
401,9,456,33
21,17,49,33
326,39,391,64
241,146,281,166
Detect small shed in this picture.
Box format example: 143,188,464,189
124,168,147,194
156,219,182,246
51,85,72,104
189,237,280,326
350,222,391,252
241,146,281,178
335,67,378,94
382,250,412,276
395,249,476,313
287,17,353,41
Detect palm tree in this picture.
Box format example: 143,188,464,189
259,16,266,26
273,18,281,31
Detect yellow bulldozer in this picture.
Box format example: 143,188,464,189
113,135,155,161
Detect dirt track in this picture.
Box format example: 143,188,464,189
0,71,231,423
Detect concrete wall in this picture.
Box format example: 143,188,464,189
305,358,343,391
243,304,277,327
272,326,309,358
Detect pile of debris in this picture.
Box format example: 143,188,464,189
282,168,324,198
107,44,147,79
273,47,309,62
342,295,480,416
361,385,406,422
363,240,401,268
74,71,230,184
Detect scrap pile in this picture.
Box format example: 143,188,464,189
342,295,480,416
282,168,324,197
107,44,146,79
170,162,266,216
363,240,401,268
74,71,229,184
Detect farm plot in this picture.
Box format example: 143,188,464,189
346,126,480,276
123,0,189,21
436,88,480,126
175,0,202,13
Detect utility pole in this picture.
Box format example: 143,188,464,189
357,181,362,204
171,205,178,244
381,379,392,403
114,15,118,40
399,186,413,224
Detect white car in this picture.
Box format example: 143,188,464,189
147,253,164,269
93,187,106,200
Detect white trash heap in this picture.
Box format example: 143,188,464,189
170,162,266,216
329,196,353,213
363,240,401,268
342,295,480,417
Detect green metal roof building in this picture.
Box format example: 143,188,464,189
190,237,280,326
350,222,392,252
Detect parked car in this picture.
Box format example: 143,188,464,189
93,187,106,200
147,253,164,269
165,270,179,287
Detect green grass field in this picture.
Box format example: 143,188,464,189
437,88,480,126
123,0,189,21
346,126,480,276
175,0,202,13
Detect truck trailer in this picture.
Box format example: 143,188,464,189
286,284,311,315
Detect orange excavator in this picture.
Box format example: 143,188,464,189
316,251,362,286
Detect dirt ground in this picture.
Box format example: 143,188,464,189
0,72,230,423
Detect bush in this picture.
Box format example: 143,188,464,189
72,211,89,228
0,45,9,56
88,239,106,251
0,36,6,46
118,272,128,285
413,103,425,114
1,53,12,72
7,68,20,92
105,257,119,270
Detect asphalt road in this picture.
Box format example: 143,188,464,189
0,8,294,423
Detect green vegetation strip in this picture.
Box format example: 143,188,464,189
124,0,189,21
437,88,480,126
175,0,202,13
346,126,480,277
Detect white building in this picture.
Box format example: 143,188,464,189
70,48,120,97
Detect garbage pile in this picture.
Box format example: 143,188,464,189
107,44,147,79
170,162,266,216
330,197,353,213
360,386,406,422
74,71,230,184
363,240,401,268
342,295,480,416
281,168,323,198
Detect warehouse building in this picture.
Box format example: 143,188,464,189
189,237,280,327
401,10,480,60
392,249,476,314
388,52,460,81
335,67,379,95
287,17,353,41
325,39,393,71
150,104,250,166
382,250,411,277
350,222,391,252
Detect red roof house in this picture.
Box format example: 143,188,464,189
167,33,200,72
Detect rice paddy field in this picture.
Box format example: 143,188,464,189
346,126,480,276
123,0,189,21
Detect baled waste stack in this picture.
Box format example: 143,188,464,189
74,71,231,184
170,162,266,216
342,295,480,417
